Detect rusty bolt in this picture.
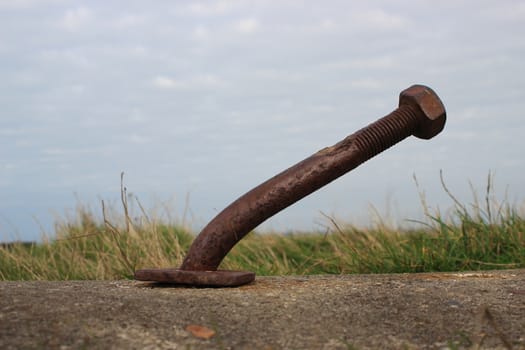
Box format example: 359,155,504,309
135,84,446,287
399,85,446,139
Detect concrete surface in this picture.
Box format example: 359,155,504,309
1,269,524,349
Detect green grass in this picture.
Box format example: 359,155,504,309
1,172,524,280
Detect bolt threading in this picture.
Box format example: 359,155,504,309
353,105,420,161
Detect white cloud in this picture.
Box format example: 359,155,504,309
12,71,42,87
0,128,21,136
152,76,180,89
320,57,395,71
15,139,32,148
39,146,113,163
307,105,336,114
445,131,477,141
0,0,61,9
186,0,237,16
129,134,149,144
113,14,147,29
41,147,68,156
39,49,91,68
192,26,210,40
152,75,227,90
60,7,93,31
253,69,307,82
349,78,384,90
351,9,409,30
69,84,85,95
481,1,525,22
130,45,148,56
319,19,336,31
235,18,259,34
129,109,148,123
194,74,225,87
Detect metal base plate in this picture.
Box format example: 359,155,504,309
134,268,255,287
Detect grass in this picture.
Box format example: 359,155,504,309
1,172,524,280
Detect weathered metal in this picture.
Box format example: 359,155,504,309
134,84,446,287
134,268,255,287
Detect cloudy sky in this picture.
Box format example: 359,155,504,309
1,0,524,241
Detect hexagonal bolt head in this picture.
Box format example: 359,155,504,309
399,84,447,140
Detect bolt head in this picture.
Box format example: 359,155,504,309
399,84,447,139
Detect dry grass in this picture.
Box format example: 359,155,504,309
1,172,524,280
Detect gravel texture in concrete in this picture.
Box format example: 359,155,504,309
1,269,524,349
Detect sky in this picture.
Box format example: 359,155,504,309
1,0,524,242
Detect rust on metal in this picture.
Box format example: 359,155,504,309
134,84,446,287
134,268,255,287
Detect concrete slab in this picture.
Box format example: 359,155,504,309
1,270,524,349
